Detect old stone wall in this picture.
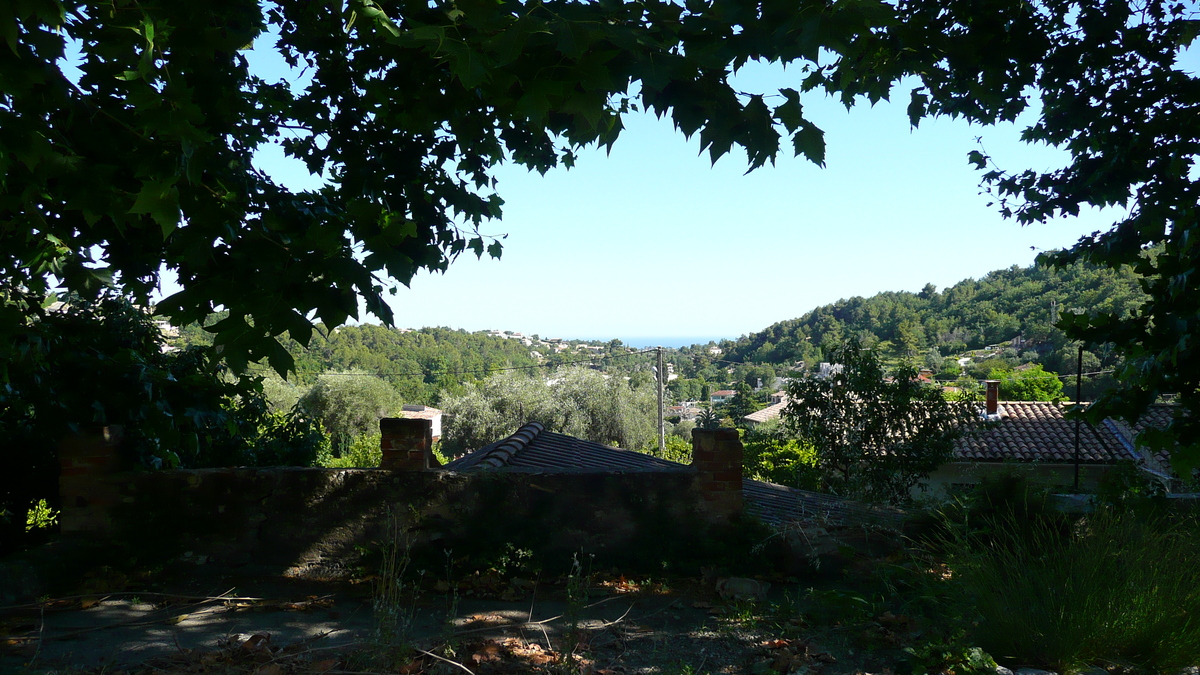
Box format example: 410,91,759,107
55,422,756,577
75,466,710,576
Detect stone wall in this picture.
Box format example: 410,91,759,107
56,423,753,577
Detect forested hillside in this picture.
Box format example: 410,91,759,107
173,256,1148,418
671,257,1147,397
174,321,649,406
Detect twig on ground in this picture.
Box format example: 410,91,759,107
594,603,635,629
262,629,342,665
27,605,44,666
538,622,553,652
0,590,264,612
416,647,476,675
528,572,540,623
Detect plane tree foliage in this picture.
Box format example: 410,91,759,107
2,0,1198,465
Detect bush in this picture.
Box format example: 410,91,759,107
742,429,821,491
319,433,382,468
933,507,1200,671
299,372,400,454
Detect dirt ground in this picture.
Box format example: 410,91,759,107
0,556,917,675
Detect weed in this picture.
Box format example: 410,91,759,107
25,499,58,532
806,587,880,626
904,630,998,675
563,550,595,667
369,508,420,668
664,661,697,675
442,548,461,648
932,507,1200,671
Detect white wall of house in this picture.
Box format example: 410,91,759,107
921,462,1116,498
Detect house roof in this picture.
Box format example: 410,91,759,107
953,401,1136,464
1103,404,1193,483
443,422,898,528
442,422,686,472
712,390,735,397
742,400,788,425
399,406,442,421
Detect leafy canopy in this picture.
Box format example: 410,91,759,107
3,0,1199,465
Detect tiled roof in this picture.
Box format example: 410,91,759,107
954,401,1135,464
442,422,687,472
399,406,442,421
443,423,894,528
743,400,787,424
1106,404,1192,482
743,479,902,528
712,390,735,396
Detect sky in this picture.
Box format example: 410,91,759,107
238,39,1128,348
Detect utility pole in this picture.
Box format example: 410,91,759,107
657,346,665,456
1073,345,1083,492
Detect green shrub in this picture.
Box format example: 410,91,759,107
742,431,821,490
934,507,1200,671
319,433,382,468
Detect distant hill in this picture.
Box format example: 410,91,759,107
673,257,1147,393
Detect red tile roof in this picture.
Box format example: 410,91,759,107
954,401,1135,464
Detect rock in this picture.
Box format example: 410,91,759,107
995,667,1014,675
715,577,770,601
1015,668,1057,675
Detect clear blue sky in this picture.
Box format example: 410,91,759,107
242,43,1125,347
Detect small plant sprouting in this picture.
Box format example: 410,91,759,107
25,498,59,532
442,548,461,652
370,507,419,668
563,550,595,668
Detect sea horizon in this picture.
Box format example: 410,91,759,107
583,336,730,349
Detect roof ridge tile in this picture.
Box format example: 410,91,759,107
477,421,545,468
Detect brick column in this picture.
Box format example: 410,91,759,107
691,428,744,522
380,418,433,470
58,425,124,534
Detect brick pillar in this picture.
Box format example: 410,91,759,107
58,426,124,534
380,418,432,470
691,428,744,522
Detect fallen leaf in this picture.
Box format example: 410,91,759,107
241,633,271,651
254,665,283,675
309,659,338,673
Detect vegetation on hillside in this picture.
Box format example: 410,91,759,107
671,258,1145,401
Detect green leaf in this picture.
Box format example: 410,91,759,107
791,122,826,167
967,150,987,170
487,240,503,258
775,88,804,133
907,88,928,127
2,15,18,55
129,179,181,238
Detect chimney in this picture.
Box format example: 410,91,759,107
379,418,434,470
985,380,1000,416
691,428,744,522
